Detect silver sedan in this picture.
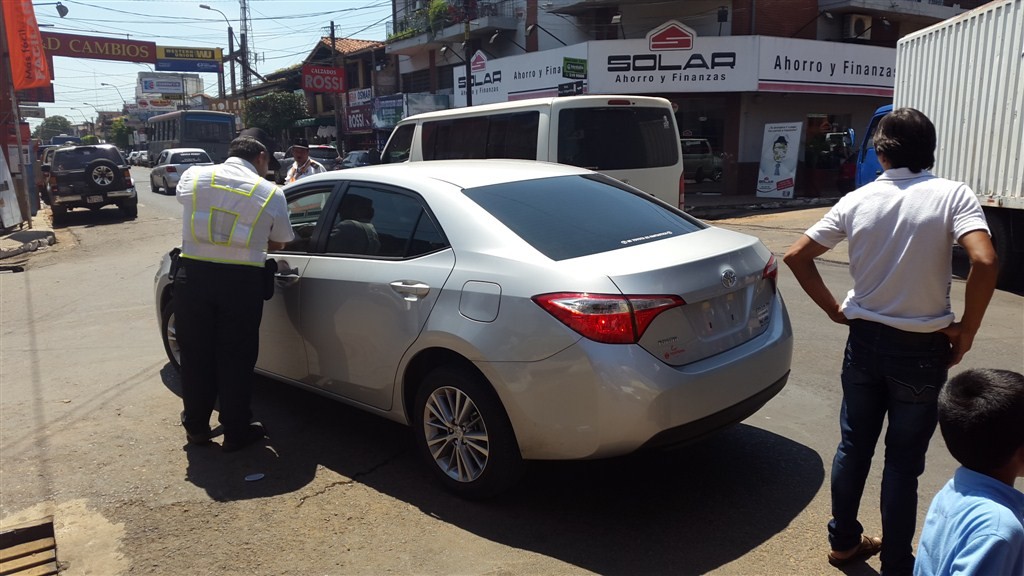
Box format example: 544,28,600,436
154,160,793,498
149,148,213,194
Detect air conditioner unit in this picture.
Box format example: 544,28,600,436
413,0,425,10
843,14,873,39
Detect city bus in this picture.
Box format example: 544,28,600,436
145,110,237,164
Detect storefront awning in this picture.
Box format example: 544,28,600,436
292,116,336,128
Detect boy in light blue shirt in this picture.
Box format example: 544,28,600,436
915,368,1024,576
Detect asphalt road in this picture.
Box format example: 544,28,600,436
1,168,1021,575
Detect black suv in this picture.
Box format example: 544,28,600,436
43,144,137,225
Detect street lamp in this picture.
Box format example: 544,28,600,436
33,1,69,17
101,82,127,109
69,107,94,137
200,3,234,98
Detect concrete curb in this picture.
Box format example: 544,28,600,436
0,212,56,261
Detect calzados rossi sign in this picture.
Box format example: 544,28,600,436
302,65,346,93
41,32,156,63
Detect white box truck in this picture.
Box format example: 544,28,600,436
858,0,1023,288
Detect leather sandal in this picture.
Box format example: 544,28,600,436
828,535,882,567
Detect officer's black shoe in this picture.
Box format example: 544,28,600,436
181,411,223,445
186,425,224,445
222,422,267,453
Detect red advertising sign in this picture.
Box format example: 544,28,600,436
302,65,346,93
3,0,52,89
344,104,373,133
41,32,156,63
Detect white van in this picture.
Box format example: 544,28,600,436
380,95,686,208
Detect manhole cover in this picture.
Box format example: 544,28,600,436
0,516,59,575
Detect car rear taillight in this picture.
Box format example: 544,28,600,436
165,166,177,173
533,293,685,344
763,254,778,292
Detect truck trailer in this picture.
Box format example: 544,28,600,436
856,0,1023,288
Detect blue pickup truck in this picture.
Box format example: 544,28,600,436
854,104,891,189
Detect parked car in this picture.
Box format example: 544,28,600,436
149,148,213,194
340,149,375,169
275,145,343,184
44,144,137,225
137,151,150,167
681,138,723,183
127,151,140,165
154,160,793,498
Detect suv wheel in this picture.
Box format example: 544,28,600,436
51,204,68,226
86,158,120,191
118,197,138,219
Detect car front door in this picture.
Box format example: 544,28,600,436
259,184,337,381
298,183,454,410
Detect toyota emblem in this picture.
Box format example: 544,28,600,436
721,269,737,288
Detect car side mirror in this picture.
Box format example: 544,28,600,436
847,127,856,147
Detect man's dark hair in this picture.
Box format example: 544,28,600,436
228,136,266,164
938,368,1024,473
873,107,936,172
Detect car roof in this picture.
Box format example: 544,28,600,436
163,148,208,154
295,159,592,189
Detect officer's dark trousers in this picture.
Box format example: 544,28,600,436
174,258,265,443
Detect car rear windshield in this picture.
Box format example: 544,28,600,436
310,148,339,159
53,147,120,170
557,107,678,170
171,151,211,164
463,175,703,261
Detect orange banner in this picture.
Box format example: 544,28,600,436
3,0,52,90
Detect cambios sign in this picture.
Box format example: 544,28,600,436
41,32,156,63
302,65,346,93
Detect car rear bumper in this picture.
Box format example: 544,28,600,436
480,293,794,460
52,187,137,207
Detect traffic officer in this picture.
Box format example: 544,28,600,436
284,137,327,183
174,128,294,452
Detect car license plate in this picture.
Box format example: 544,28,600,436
87,195,103,203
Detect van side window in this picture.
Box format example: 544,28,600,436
382,124,415,164
557,107,679,170
422,112,539,161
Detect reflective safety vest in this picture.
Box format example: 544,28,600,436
180,166,279,267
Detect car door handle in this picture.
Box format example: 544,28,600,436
390,280,430,300
274,267,300,286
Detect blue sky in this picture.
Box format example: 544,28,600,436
29,0,392,128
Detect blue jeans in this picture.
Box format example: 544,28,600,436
828,320,949,575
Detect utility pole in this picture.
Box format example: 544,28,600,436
0,5,32,227
330,21,343,151
463,0,472,106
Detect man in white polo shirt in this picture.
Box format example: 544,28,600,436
783,108,998,576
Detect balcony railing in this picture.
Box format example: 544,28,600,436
387,0,518,43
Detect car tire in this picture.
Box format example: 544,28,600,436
150,175,160,194
119,197,138,219
86,158,120,191
161,298,181,372
162,178,171,196
50,203,67,227
413,365,523,499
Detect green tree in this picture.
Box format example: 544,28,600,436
32,116,73,143
110,117,132,149
242,92,307,146
81,135,99,145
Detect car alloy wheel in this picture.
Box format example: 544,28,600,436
92,165,115,186
413,365,522,499
161,300,181,372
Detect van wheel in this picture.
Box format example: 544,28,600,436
413,365,522,499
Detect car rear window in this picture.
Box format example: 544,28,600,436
171,151,211,164
557,107,678,170
310,148,339,159
463,175,703,261
53,147,119,170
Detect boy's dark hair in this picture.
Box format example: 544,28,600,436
938,368,1024,473
228,136,266,165
873,107,936,172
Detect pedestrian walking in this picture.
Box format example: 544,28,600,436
284,137,326,183
173,128,294,453
782,107,999,575
915,368,1024,576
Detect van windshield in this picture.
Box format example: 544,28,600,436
557,107,679,170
